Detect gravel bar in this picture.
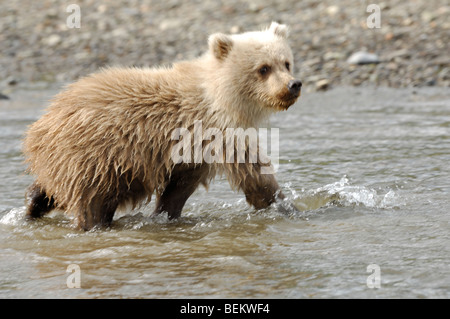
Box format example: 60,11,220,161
0,0,449,93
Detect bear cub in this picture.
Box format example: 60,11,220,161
23,22,302,230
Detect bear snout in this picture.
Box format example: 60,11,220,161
287,80,302,97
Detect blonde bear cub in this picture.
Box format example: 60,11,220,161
23,22,302,230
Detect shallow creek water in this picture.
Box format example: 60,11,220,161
0,86,449,298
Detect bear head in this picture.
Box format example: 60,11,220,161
208,22,301,114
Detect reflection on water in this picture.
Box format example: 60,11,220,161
0,86,449,298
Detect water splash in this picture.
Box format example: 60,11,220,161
0,207,26,226
290,176,405,212
1,177,404,232
314,176,404,209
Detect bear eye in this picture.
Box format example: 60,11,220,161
259,65,271,76
285,61,290,71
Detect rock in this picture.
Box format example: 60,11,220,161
111,28,129,38
326,5,340,16
230,25,241,34
0,93,10,100
159,19,183,31
384,49,410,61
43,34,62,46
315,79,330,91
323,51,345,61
7,77,18,86
0,0,448,89
421,11,436,23
302,57,322,68
430,57,450,66
386,62,399,70
347,51,381,65
384,32,394,41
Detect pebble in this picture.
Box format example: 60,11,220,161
347,51,380,65
0,93,10,100
43,34,62,46
323,52,345,61
315,79,330,91
326,6,340,16
0,0,448,91
383,49,410,61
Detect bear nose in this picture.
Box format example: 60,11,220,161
287,80,302,96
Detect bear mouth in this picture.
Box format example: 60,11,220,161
260,90,301,112
277,90,301,110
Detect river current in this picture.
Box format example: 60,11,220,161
0,86,449,298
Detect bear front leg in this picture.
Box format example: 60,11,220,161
153,166,210,219
242,169,285,209
227,163,299,214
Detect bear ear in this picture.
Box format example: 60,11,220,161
268,21,289,38
208,33,233,61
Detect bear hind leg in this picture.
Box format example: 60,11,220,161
25,182,55,219
153,167,209,219
75,197,119,231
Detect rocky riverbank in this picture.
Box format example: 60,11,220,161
1,0,449,94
